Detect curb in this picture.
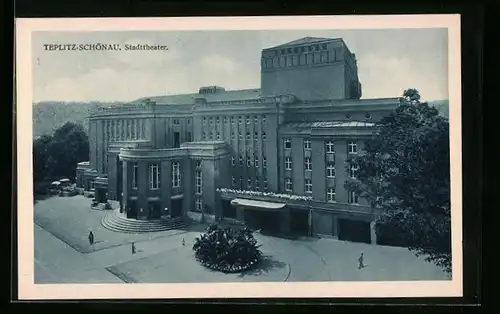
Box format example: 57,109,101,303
105,267,137,283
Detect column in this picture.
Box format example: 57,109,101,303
235,205,245,223
182,159,192,217
121,160,128,213
137,160,149,220
332,216,339,238
370,220,377,245
160,160,172,218
279,207,291,234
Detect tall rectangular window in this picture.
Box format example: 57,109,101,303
348,191,359,204
239,156,243,166
247,178,252,189
132,164,138,189
195,198,203,211
304,157,312,171
246,116,250,124
262,132,267,141
264,179,268,191
247,157,251,168
285,157,292,170
305,179,312,193
255,157,259,168
326,163,336,178
304,139,311,150
263,157,267,168
254,132,259,140
231,176,236,187
327,188,336,202
349,163,359,179
255,176,260,191
231,156,235,166
149,163,160,190
195,171,202,194
172,162,181,188
262,115,266,124
348,141,357,154
326,140,335,153
285,178,293,192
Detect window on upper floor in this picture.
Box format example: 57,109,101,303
247,178,252,189
285,157,292,170
254,132,258,140
327,188,336,203
305,179,312,194
348,191,359,204
172,162,181,188
284,138,292,149
195,198,203,211
262,132,267,141
239,156,243,167
149,163,160,190
131,163,138,189
304,157,312,171
231,156,235,166
247,157,251,168
348,141,357,154
263,157,267,168
255,157,259,168
246,132,251,141
304,139,311,150
326,163,336,178
195,171,202,194
262,115,266,124
326,140,335,154
285,178,293,192
231,176,236,187
349,163,359,179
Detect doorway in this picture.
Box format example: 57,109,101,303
171,198,183,218
127,199,138,219
338,218,371,244
174,132,180,148
290,208,309,236
245,210,280,234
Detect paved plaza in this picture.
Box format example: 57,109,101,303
34,195,450,284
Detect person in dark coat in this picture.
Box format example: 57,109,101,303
88,231,94,245
358,252,365,269
132,242,136,254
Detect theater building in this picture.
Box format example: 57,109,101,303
77,37,402,244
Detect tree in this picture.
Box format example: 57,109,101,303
344,89,451,273
33,135,53,182
46,122,89,180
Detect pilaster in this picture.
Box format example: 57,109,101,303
121,160,128,213
137,160,149,220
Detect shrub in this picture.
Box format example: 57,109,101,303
193,225,263,273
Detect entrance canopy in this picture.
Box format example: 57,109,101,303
231,198,286,211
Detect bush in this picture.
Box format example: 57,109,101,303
193,225,263,273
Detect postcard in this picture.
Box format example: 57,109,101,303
16,15,462,300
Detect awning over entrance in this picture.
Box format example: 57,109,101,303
230,198,286,210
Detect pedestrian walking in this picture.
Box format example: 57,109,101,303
358,252,365,269
88,231,94,245
132,242,136,254
181,237,185,246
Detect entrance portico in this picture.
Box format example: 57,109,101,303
230,198,291,235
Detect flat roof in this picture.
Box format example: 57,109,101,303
230,198,286,210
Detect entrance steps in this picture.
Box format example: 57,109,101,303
101,209,189,233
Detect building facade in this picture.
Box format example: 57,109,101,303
77,37,402,244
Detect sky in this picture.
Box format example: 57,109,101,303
32,29,448,103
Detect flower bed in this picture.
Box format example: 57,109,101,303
193,225,263,273
217,188,313,201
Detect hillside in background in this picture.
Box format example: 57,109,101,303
428,99,449,118
32,101,122,138
32,99,450,138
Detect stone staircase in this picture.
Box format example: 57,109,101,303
101,209,190,233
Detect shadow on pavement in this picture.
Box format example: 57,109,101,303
238,255,288,278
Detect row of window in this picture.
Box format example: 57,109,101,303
172,119,191,125
283,157,358,179
130,162,182,190
203,115,267,126
202,131,267,141
232,176,268,191
273,43,328,56
285,138,357,154
232,156,268,168
284,179,359,204
263,51,334,69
